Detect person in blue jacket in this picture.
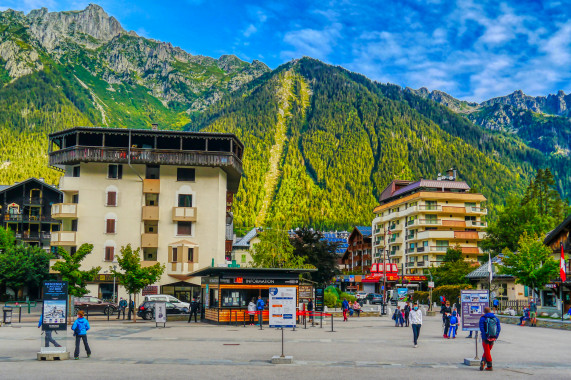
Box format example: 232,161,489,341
256,296,265,326
38,315,61,347
342,298,350,322
479,307,501,371
71,310,91,360
448,311,458,339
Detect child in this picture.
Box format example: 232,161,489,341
449,310,458,339
519,307,530,326
71,310,91,360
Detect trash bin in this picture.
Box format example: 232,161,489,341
3,307,12,325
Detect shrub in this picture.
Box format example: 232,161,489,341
411,291,429,304
432,284,473,305
324,292,337,308
339,292,356,303
325,286,340,298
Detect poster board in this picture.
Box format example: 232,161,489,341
155,302,167,327
314,288,324,312
42,281,68,331
397,288,408,302
461,289,489,331
269,287,296,328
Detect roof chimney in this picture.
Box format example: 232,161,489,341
151,123,158,130
39,177,45,182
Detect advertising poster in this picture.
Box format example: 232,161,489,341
397,288,408,302
155,302,167,325
269,287,296,328
461,289,489,331
42,281,68,331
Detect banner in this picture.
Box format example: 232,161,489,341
269,287,296,328
42,281,68,331
461,289,489,331
155,302,167,324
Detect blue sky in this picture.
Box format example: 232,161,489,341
2,0,571,101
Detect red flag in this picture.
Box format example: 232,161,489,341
561,242,566,283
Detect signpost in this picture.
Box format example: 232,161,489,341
461,289,489,366
155,301,167,328
269,287,296,364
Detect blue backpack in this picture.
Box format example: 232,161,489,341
485,316,498,340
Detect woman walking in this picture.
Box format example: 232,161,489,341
409,302,423,348
72,310,91,360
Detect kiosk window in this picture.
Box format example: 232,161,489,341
221,289,259,308
209,289,219,308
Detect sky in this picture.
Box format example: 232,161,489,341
2,0,571,102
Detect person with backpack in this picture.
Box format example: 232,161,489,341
479,306,501,371
409,302,422,348
448,310,458,339
342,298,350,322
117,297,127,320
256,296,265,326
519,307,530,326
71,310,91,360
441,301,452,338
529,299,537,327
404,302,411,327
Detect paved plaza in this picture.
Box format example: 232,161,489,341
1,314,570,379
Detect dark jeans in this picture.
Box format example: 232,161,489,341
117,308,125,319
249,314,255,324
188,309,198,323
444,319,450,336
44,330,60,347
74,335,91,358
404,313,410,326
412,324,421,345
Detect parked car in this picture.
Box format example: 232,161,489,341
137,301,184,320
355,291,368,300
366,293,384,304
143,294,190,311
74,296,117,316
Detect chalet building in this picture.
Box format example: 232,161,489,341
231,227,260,266
543,215,571,314
342,226,372,274
48,127,243,302
0,177,62,250
371,170,487,275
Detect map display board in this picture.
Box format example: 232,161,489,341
461,289,489,331
269,287,296,328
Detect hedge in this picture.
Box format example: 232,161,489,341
411,285,473,305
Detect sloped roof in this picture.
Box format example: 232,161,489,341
233,228,259,248
355,226,372,237
466,254,512,279
391,179,470,199
335,243,349,255
0,177,61,194
544,214,571,245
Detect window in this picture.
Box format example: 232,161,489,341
145,165,160,179
425,200,437,210
187,247,194,262
423,255,429,262
71,219,78,232
241,254,246,263
70,246,77,255
106,219,116,234
177,222,192,235
107,164,123,179
178,194,193,207
107,191,117,206
423,241,429,247
104,246,114,262
72,194,79,204
72,166,80,177
177,168,196,182
172,247,178,262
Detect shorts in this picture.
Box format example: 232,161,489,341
530,312,536,318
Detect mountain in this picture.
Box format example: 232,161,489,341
410,88,571,157
0,5,569,230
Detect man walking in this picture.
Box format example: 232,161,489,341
409,302,422,347
479,306,501,371
307,299,314,323
38,315,61,348
441,301,452,338
188,298,199,323
404,302,411,327
256,296,265,326
342,298,349,322
117,297,127,320
529,299,537,327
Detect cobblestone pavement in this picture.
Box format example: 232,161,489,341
1,314,569,379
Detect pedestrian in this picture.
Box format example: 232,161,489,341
71,310,91,360
247,298,256,325
493,298,499,313
449,311,458,339
342,298,349,322
404,302,411,327
38,315,61,348
441,301,452,338
393,306,404,327
188,298,199,323
409,302,422,347
353,300,361,317
479,306,501,371
117,297,127,320
529,299,537,327
256,296,265,325
307,299,314,322
127,298,134,320
519,307,530,326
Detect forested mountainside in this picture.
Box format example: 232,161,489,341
0,5,569,230
410,88,571,158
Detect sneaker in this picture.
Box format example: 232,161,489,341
87,354,91,358
74,357,79,360
479,360,485,371
414,344,418,348
485,367,493,371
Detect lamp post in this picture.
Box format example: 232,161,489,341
111,260,117,304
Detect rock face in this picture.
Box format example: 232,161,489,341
0,5,269,112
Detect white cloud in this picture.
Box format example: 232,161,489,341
243,24,257,38
281,23,342,61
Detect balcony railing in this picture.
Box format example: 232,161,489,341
141,233,159,248
143,179,160,194
416,246,425,253
418,219,441,225
418,204,441,211
51,231,76,246
442,220,466,228
441,206,466,214
430,245,449,252
470,221,487,227
469,207,488,214
172,207,197,222
142,206,159,221
52,203,78,218
417,261,426,267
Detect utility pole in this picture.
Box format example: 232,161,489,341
382,225,389,315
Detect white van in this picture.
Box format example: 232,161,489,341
143,295,190,311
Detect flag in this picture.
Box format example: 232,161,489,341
561,242,566,283
488,251,493,284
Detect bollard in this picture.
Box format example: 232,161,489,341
259,311,263,330
243,311,246,328
107,308,110,321
304,312,307,329
331,314,334,332
18,307,22,323
320,313,323,328
86,305,89,320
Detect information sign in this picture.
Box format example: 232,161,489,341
314,288,324,312
269,287,296,328
428,281,435,288
461,289,489,331
41,281,68,331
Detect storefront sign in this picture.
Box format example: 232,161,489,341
461,289,489,331
386,275,427,281
41,281,68,331
315,287,325,312
545,284,557,289
269,287,296,328
142,286,158,296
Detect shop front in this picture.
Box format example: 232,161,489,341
189,267,315,324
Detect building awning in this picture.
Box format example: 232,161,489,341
362,274,383,283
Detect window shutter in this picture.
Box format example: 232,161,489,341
106,219,115,234
107,191,117,206
193,247,199,263
168,246,173,263
118,165,123,179
109,246,114,262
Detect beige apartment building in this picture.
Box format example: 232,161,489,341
48,127,243,302
371,170,487,275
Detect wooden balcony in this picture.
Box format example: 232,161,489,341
468,220,487,228
142,206,159,221
168,261,199,274
141,233,158,248
442,220,466,228
172,207,197,222
143,179,160,194
442,206,466,214
454,231,479,240
51,203,78,219
461,247,482,254
51,231,76,246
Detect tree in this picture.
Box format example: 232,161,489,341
499,232,558,298
111,244,165,322
432,246,474,286
250,228,311,268
522,168,569,221
290,228,340,285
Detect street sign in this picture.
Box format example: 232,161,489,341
428,281,434,288
269,287,296,328
461,289,489,331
